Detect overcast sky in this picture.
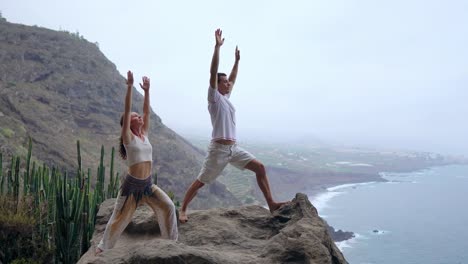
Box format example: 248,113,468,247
2,0,467,156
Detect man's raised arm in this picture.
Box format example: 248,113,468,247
228,46,240,93
209,28,224,89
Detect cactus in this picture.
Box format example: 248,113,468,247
153,171,158,185
0,152,3,195
24,137,32,195
107,147,117,199
54,171,86,263
13,156,20,211
96,145,105,204
77,140,83,188
1,139,121,264
7,156,14,196
167,190,175,201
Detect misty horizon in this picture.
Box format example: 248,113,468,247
2,0,467,157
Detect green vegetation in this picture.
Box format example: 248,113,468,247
59,29,87,41
1,128,14,138
0,11,6,22
0,138,120,264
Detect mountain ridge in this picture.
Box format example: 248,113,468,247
0,18,239,209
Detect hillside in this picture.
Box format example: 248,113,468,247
0,18,239,209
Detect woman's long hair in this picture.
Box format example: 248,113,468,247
119,114,127,160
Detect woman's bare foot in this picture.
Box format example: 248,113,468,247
179,210,188,223
268,201,289,213
95,247,103,256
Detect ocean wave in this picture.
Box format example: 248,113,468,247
327,181,377,192
309,182,379,213
335,232,365,250
335,240,352,250
334,161,373,167
385,180,418,184
310,191,344,212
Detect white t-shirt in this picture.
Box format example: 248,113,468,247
207,86,236,141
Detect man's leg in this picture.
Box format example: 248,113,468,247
179,179,205,223
179,142,229,223
244,159,288,213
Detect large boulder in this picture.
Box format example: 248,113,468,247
78,193,348,264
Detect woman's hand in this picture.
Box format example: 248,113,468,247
126,71,134,86
139,76,150,92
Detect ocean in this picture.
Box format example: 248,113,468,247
311,165,468,264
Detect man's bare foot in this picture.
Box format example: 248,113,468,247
95,247,103,256
179,210,188,223
268,201,289,213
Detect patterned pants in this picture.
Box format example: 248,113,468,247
97,181,178,251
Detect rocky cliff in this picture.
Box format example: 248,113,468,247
0,19,238,209
78,193,348,264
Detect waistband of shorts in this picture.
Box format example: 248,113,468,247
210,141,238,149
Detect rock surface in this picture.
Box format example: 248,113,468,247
78,193,348,264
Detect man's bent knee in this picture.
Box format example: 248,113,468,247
247,160,266,175
194,179,206,188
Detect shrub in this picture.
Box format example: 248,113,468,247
0,128,14,138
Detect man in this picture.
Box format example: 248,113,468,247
179,29,287,223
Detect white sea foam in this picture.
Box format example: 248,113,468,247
385,181,401,184
350,163,373,167
335,232,364,251
327,182,377,192
310,191,343,212
334,161,373,167
335,239,352,250
310,182,378,213
334,161,352,165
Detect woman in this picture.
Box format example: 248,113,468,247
96,71,178,254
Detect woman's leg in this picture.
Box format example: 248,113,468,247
143,184,178,240
97,192,138,252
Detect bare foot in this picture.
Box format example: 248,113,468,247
268,201,289,213
179,210,188,223
95,247,103,256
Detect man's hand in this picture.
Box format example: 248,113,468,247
139,76,150,92
126,71,134,86
215,28,224,47
235,46,240,62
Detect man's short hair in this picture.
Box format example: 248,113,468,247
217,73,227,82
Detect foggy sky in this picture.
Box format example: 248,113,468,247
2,0,467,155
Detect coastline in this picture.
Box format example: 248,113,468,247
306,161,462,199
306,163,462,246
310,164,468,263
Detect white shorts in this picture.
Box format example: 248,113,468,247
197,142,256,184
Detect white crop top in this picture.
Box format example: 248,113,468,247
124,135,153,166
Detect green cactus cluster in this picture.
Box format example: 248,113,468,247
0,137,120,264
